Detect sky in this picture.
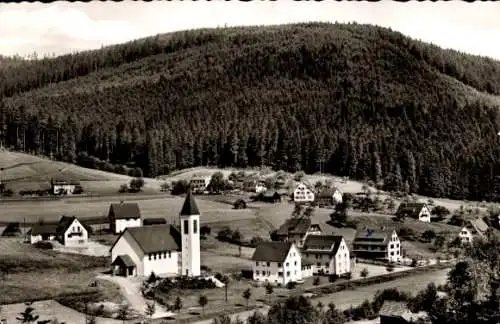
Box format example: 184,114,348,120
1,0,500,60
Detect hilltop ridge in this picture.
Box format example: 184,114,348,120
1,22,500,202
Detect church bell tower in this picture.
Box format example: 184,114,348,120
179,189,201,277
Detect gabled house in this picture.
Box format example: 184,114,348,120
110,190,202,278
251,241,302,285
352,227,401,263
274,217,322,248
190,176,211,194
459,218,489,244
29,216,89,246
396,203,431,222
302,235,351,276
110,224,181,277
293,183,315,203
108,202,142,234
316,187,343,207
259,190,282,203
50,177,81,195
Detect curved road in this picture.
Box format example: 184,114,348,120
192,268,450,324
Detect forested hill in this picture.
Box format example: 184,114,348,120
1,22,500,201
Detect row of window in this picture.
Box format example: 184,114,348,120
183,219,198,234
305,253,348,259
255,270,297,277
255,261,298,267
389,243,400,249
148,251,172,260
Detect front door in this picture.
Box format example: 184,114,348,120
128,267,134,276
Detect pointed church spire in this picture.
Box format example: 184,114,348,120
180,188,200,216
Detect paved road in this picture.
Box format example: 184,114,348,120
191,268,450,324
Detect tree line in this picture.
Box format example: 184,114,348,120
1,22,500,202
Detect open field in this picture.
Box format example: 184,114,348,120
0,194,254,224
0,151,163,195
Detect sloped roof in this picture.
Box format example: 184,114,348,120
180,190,200,216
303,235,343,254
123,224,181,254
353,227,394,246
467,218,489,234
56,216,76,234
251,241,292,262
143,218,167,226
396,203,426,216
30,222,59,235
111,255,136,267
276,217,312,236
109,202,141,219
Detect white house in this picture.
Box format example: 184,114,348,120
255,182,267,194
316,187,343,207
332,187,343,204
396,203,431,223
110,190,201,278
302,235,351,276
293,183,315,203
50,177,80,195
29,216,89,246
251,241,302,285
190,176,211,194
108,202,142,234
352,227,401,263
458,219,489,244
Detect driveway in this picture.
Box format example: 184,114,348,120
98,275,175,319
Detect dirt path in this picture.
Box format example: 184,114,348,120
98,274,175,319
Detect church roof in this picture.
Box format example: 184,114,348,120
180,189,200,216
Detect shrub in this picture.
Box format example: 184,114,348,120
171,180,190,195
250,236,264,248
360,268,369,279
34,241,53,250
328,274,338,282
421,230,436,242
286,281,297,289
233,199,247,209
313,276,321,286
118,184,128,193
200,225,211,237
386,263,395,273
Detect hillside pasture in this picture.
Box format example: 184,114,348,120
0,151,163,195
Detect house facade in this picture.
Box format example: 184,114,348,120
190,176,211,194
29,216,88,246
51,177,80,195
255,182,267,194
458,219,488,244
302,235,351,276
274,217,322,248
108,202,142,234
252,241,302,285
293,183,315,203
352,227,401,263
396,203,431,222
316,187,343,207
110,190,201,278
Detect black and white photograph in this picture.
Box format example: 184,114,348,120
0,0,499,323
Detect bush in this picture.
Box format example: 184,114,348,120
233,199,247,209
313,276,321,286
328,274,339,283
286,281,297,289
386,263,395,273
118,184,128,193
250,235,264,248
200,225,211,237
171,180,190,195
421,230,436,242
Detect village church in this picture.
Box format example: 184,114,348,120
110,190,201,277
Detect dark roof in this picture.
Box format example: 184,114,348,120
143,218,167,226
251,241,293,262
353,228,394,246
303,235,343,254
30,222,59,235
466,218,489,234
317,188,336,198
180,190,200,216
276,217,312,236
125,224,181,254
111,255,136,267
109,202,141,219
396,203,426,216
56,216,76,234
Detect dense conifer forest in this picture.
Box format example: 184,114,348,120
1,22,500,201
